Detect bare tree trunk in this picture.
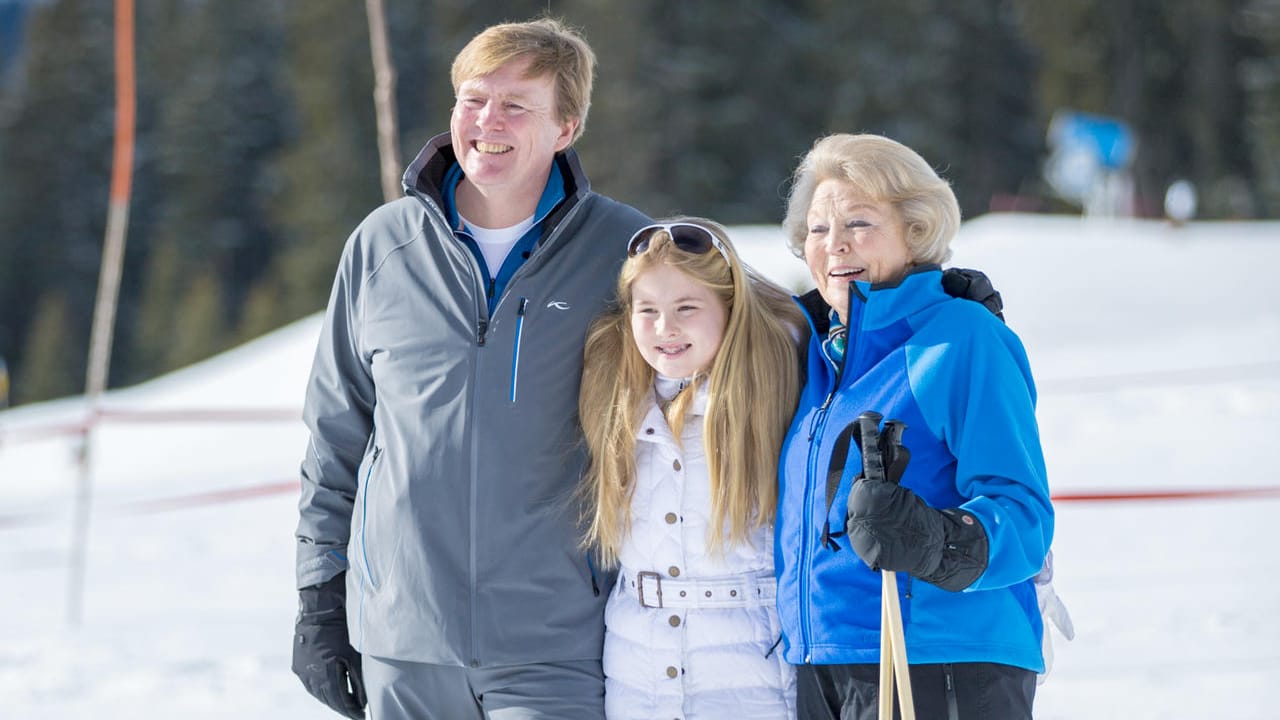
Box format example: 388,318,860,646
366,0,402,203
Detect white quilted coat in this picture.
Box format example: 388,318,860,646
603,383,796,720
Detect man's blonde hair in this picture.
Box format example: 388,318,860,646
451,18,596,144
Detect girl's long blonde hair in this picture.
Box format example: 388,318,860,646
579,218,802,567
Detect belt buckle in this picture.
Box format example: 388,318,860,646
637,571,663,609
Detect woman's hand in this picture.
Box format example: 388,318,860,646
845,412,989,591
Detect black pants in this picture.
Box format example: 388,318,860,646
797,662,1035,720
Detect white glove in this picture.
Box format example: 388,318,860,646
1034,550,1074,684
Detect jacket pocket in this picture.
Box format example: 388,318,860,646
509,296,528,403
356,445,384,590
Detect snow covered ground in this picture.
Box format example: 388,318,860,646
1,213,1278,719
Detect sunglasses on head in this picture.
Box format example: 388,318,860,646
626,223,731,265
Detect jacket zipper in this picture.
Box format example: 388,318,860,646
465,227,485,665
468,344,481,666
358,446,384,590
587,554,600,597
411,187,588,665
795,296,835,661
800,391,833,662
509,297,528,402
801,286,866,662
944,663,960,720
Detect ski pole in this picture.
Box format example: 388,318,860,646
879,569,915,720
879,573,895,720
844,411,917,719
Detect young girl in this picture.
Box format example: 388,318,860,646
579,218,803,719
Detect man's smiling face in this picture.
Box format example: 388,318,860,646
449,56,577,200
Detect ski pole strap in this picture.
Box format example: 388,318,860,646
821,419,860,550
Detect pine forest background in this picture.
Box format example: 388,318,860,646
1,0,1278,406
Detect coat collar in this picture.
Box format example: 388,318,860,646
401,131,589,208
636,380,709,444
795,264,945,337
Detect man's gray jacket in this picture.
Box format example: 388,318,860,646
295,132,650,666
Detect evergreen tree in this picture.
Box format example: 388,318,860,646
167,269,227,370
1019,0,1265,217
132,238,180,373
384,0,449,164
105,0,187,388
0,0,114,402
572,1,827,222
2,0,1278,409
15,290,79,404
1242,0,1280,216
930,1,1043,216
562,1,664,214
259,0,384,326
127,0,289,381
757,0,1040,220
1173,0,1267,218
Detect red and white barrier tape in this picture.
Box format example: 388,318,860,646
0,407,302,444
3,480,1279,532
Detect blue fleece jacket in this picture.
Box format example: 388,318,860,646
775,266,1053,671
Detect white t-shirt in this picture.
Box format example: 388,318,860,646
461,214,535,278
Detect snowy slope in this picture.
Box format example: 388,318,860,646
1,214,1278,719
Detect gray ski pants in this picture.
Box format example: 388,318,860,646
363,656,605,720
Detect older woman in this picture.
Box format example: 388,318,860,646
773,134,1054,719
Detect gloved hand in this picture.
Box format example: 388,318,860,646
1034,550,1075,684
292,573,367,719
845,411,989,592
942,267,1004,322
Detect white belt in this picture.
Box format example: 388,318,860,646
617,567,777,610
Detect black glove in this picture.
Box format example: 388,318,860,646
292,573,367,719
942,267,1004,322
845,411,989,592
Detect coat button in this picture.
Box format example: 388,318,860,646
668,566,680,577
669,615,681,627
673,459,682,471
666,666,678,678
645,427,655,434
665,512,678,524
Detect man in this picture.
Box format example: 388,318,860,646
292,19,650,720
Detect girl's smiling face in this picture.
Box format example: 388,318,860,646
804,178,913,316
629,264,727,380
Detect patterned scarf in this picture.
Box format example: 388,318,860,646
823,309,847,368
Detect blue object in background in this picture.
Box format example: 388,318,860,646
1048,109,1136,170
